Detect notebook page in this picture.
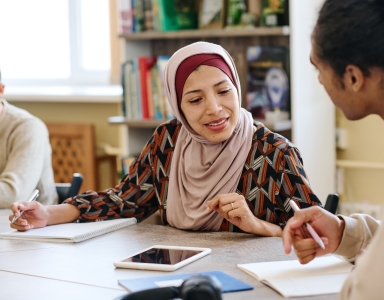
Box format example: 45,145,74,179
264,273,350,298
237,255,352,280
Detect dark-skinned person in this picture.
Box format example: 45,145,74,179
282,0,384,299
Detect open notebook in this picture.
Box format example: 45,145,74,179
0,218,137,243
237,255,353,298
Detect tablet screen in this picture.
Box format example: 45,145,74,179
122,248,203,265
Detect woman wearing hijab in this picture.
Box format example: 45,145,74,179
9,42,321,236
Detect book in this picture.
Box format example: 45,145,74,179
150,63,164,120
118,270,253,293
138,56,157,119
132,58,142,119
121,61,133,119
157,0,198,31
237,255,354,298
0,218,137,243
246,45,290,120
117,0,133,34
260,0,289,27
156,56,174,120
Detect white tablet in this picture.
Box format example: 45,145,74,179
113,245,211,271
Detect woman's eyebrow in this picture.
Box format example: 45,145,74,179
183,79,230,97
214,79,229,87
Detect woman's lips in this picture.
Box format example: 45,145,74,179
205,117,228,131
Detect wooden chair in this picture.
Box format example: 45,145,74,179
46,122,97,192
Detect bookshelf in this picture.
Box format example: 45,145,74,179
120,26,290,40
110,26,290,157
109,0,336,204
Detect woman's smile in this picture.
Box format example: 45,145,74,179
205,117,229,131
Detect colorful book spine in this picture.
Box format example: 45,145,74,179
117,0,133,34
132,58,142,119
156,56,174,120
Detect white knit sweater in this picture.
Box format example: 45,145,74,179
0,99,57,207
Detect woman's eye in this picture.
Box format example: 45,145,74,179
189,98,202,104
219,89,231,95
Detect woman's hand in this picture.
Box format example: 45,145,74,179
9,201,50,231
282,206,345,264
206,193,281,236
9,200,81,231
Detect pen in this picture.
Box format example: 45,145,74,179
289,200,325,249
11,189,39,224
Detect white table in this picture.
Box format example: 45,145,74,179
0,209,337,300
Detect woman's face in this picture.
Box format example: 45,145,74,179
310,40,370,120
180,65,239,143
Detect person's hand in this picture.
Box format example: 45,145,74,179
282,206,345,264
206,193,260,234
9,201,49,231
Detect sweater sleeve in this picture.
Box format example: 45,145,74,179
64,131,159,223
335,214,382,300
0,118,48,208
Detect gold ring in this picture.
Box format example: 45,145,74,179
231,202,235,210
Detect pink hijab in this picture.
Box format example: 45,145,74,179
164,41,254,231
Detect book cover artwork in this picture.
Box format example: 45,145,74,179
246,46,289,120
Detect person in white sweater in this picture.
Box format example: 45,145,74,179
282,0,384,299
0,81,57,207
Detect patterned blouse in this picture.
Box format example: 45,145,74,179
65,119,322,231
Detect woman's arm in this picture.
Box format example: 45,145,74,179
63,133,161,223
9,201,80,230
9,124,173,230
338,215,382,299
276,146,322,220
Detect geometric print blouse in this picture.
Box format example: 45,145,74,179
64,119,322,232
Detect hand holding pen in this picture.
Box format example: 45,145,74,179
282,201,346,264
11,189,39,224
289,200,325,249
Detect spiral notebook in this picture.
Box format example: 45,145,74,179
0,218,137,243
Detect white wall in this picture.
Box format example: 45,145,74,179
290,0,336,203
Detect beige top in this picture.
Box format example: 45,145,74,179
0,99,57,207
334,213,382,299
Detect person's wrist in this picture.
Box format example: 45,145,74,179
336,217,346,248
252,217,282,237
45,205,55,225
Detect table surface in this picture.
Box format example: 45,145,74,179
0,209,336,300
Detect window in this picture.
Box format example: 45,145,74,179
0,0,111,86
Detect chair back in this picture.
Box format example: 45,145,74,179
56,173,84,204
324,193,339,214
46,122,97,192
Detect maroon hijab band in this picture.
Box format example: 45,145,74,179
175,54,237,108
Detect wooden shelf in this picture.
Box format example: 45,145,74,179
108,116,164,128
120,26,290,40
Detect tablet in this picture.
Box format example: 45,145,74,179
113,245,211,271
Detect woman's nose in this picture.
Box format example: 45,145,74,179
205,97,222,115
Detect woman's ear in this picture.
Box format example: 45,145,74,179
344,65,364,92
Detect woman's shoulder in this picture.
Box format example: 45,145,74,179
252,121,296,152
152,118,182,144
154,119,181,133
